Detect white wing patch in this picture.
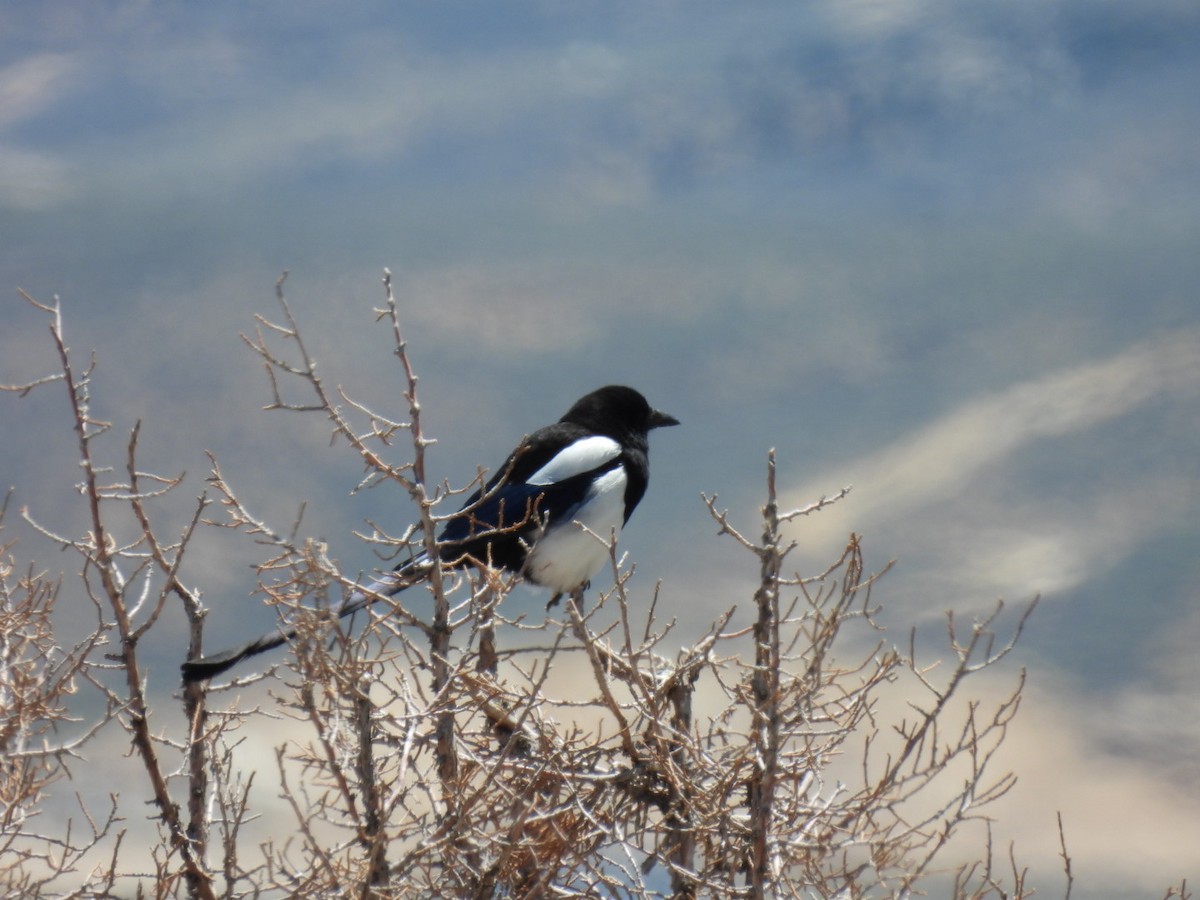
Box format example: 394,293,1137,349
526,435,621,486
525,465,629,593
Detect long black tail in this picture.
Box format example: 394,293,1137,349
180,559,426,683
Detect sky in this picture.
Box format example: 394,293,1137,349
2,0,1199,894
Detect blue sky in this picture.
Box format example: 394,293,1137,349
3,1,1199,893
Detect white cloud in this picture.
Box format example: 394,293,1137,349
0,53,79,130
790,329,1200,556
0,53,80,209
829,0,933,37
766,329,1200,638
990,674,1200,892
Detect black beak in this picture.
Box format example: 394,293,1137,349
649,409,680,430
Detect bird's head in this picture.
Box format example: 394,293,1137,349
561,385,679,438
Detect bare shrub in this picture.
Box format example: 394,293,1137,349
2,278,1188,899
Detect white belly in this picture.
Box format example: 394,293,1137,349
525,466,627,593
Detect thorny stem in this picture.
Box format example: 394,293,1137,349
125,425,213,865
38,295,216,898
380,270,460,806
355,675,389,893
748,449,785,899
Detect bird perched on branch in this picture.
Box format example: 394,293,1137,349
181,385,678,682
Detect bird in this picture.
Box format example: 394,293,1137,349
181,385,678,682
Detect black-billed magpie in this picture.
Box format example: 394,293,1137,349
181,385,678,682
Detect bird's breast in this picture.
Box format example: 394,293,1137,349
525,466,627,593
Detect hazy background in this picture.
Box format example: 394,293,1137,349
3,1,1198,893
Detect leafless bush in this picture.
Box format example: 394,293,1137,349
2,278,1190,898
0,490,122,896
